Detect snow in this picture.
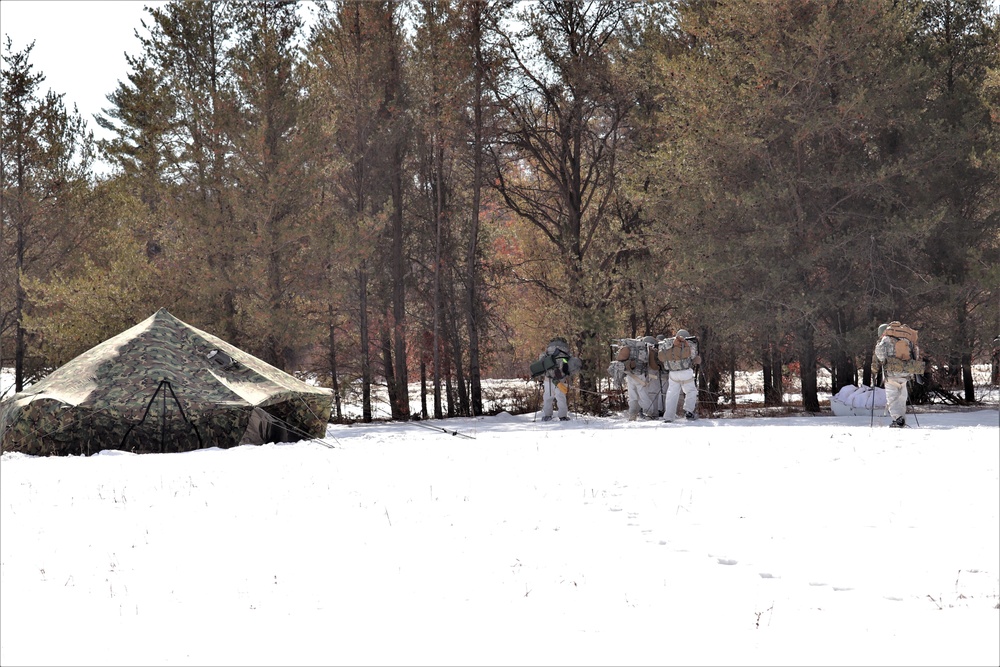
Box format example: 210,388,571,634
0,411,997,664
2,367,999,666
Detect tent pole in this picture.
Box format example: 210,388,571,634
119,380,203,452
160,386,166,453
119,380,168,451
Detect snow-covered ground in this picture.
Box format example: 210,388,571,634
2,366,999,666
6,365,998,418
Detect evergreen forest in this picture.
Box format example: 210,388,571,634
2,0,999,420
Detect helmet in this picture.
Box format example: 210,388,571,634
877,323,889,338
676,329,690,339
642,336,657,345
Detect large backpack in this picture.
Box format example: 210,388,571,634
884,322,917,360
530,339,578,379
658,335,698,371
607,360,627,388
878,322,923,374
612,337,656,374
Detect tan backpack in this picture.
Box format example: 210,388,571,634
658,337,694,371
883,322,918,361
659,337,690,363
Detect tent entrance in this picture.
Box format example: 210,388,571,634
240,407,293,445
120,380,204,452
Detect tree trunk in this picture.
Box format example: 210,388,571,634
14,215,25,393
381,323,398,419
798,324,820,412
446,282,469,416
464,0,486,418
420,357,429,419
831,347,856,396
359,264,372,422
991,339,1000,385
729,349,737,409
328,305,343,422
962,352,975,403
444,344,455,418
432,137,444,420
862,346,874,388
389,93,409,420
762,343,783,407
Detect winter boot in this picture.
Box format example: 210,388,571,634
541,415,553,422
685,411,697,421
889,416,906,428
559,416,570,421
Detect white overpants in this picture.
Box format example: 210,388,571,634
664,373,697,420
884,374,908,420
646,372,664,417
625,373,656,418
543,377,568,419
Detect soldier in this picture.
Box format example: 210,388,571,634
619,336,661,421
537,338,580,421
661,329,701,422
872,322,921,428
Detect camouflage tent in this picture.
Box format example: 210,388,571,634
0,308,333,456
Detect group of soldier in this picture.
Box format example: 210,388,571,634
535,330,702,423
609,330,701,422
537,320,938,427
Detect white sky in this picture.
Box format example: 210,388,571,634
0,0,169,142
1,403,998,666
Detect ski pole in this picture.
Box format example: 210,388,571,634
869,385,875,428
907,380,920,428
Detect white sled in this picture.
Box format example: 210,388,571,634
830,384,886,417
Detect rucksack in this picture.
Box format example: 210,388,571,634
883,322,918,360
612,338,655,374
658,335,698,371
530,339,579,379
878,322,923,374
607,360,627,388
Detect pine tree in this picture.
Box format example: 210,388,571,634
227,0,322,370
1,39,94,391
648,0,936,411
908,0,1000,401
306,0,403,422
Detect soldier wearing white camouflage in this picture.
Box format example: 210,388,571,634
871,322,920,428
538,338,580,421
618,336,660,421
661,329,701,422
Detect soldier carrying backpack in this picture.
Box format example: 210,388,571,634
530,338,581,421
660,329,701,422
609,336,661,420
871,321,923,428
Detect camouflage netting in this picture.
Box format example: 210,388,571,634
0,308,333,456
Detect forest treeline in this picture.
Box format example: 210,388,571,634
2,0,998,420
